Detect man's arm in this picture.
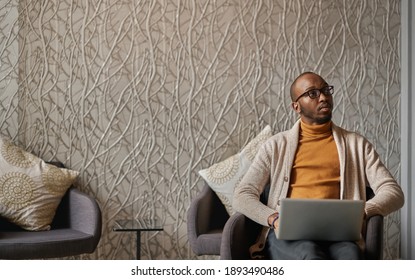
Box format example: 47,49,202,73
363,139,404,217
233,142,278,227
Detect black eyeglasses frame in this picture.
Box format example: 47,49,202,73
294,85,334,103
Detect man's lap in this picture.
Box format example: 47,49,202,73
265,230,361,260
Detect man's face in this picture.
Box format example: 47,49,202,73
291,73,333,125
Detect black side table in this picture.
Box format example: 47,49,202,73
113,218,163,260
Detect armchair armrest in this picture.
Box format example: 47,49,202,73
52,187,102,254
221,212,262,259
67,187,102,252
364,214,383,259
68,188,102,237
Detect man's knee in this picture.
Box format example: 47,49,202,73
329,242,360,260
297,241,326,260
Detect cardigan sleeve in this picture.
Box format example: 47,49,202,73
233,140,277,227
363,138,404,217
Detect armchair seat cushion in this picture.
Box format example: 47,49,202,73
0,229,95,259
193,230,222,255
0,229,91,244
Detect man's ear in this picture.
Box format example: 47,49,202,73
292,102,300,113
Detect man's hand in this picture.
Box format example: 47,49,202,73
268,212,280,229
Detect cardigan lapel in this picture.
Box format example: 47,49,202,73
286,120,301,180
332,123,347,199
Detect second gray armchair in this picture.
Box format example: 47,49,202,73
0,162,102,260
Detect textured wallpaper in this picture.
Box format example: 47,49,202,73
0,0,401,259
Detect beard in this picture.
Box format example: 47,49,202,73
299,103,332,124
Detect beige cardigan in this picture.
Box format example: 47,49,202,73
233,120,404,253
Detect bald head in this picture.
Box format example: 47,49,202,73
290,72,327,101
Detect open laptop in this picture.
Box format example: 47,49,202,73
276,198,365,241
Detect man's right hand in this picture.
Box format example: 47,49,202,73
268,212,280,229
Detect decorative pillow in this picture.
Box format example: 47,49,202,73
0,137,79,231
198,125,272,215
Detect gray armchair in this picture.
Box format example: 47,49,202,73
220,187,384,260
0,164,102,259
187,182,383,260
220,211,383,260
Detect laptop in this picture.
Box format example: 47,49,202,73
276,198,365,241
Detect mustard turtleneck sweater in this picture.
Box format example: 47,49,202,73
288,120,340,199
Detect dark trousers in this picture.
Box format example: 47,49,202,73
266,230,361,260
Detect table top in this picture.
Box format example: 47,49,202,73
113,218,163,232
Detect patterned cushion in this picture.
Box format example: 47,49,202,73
0,137,79,231
199,126,272,215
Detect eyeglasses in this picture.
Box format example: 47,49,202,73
294,85,334,102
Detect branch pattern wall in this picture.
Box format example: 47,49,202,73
0,0,401,259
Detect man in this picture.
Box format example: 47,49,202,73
233,72,404,259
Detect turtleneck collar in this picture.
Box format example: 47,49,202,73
300,120,333,138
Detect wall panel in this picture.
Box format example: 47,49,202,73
0,0,401,259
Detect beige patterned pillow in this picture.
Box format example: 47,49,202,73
199,125,272,215
0,137,79,231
